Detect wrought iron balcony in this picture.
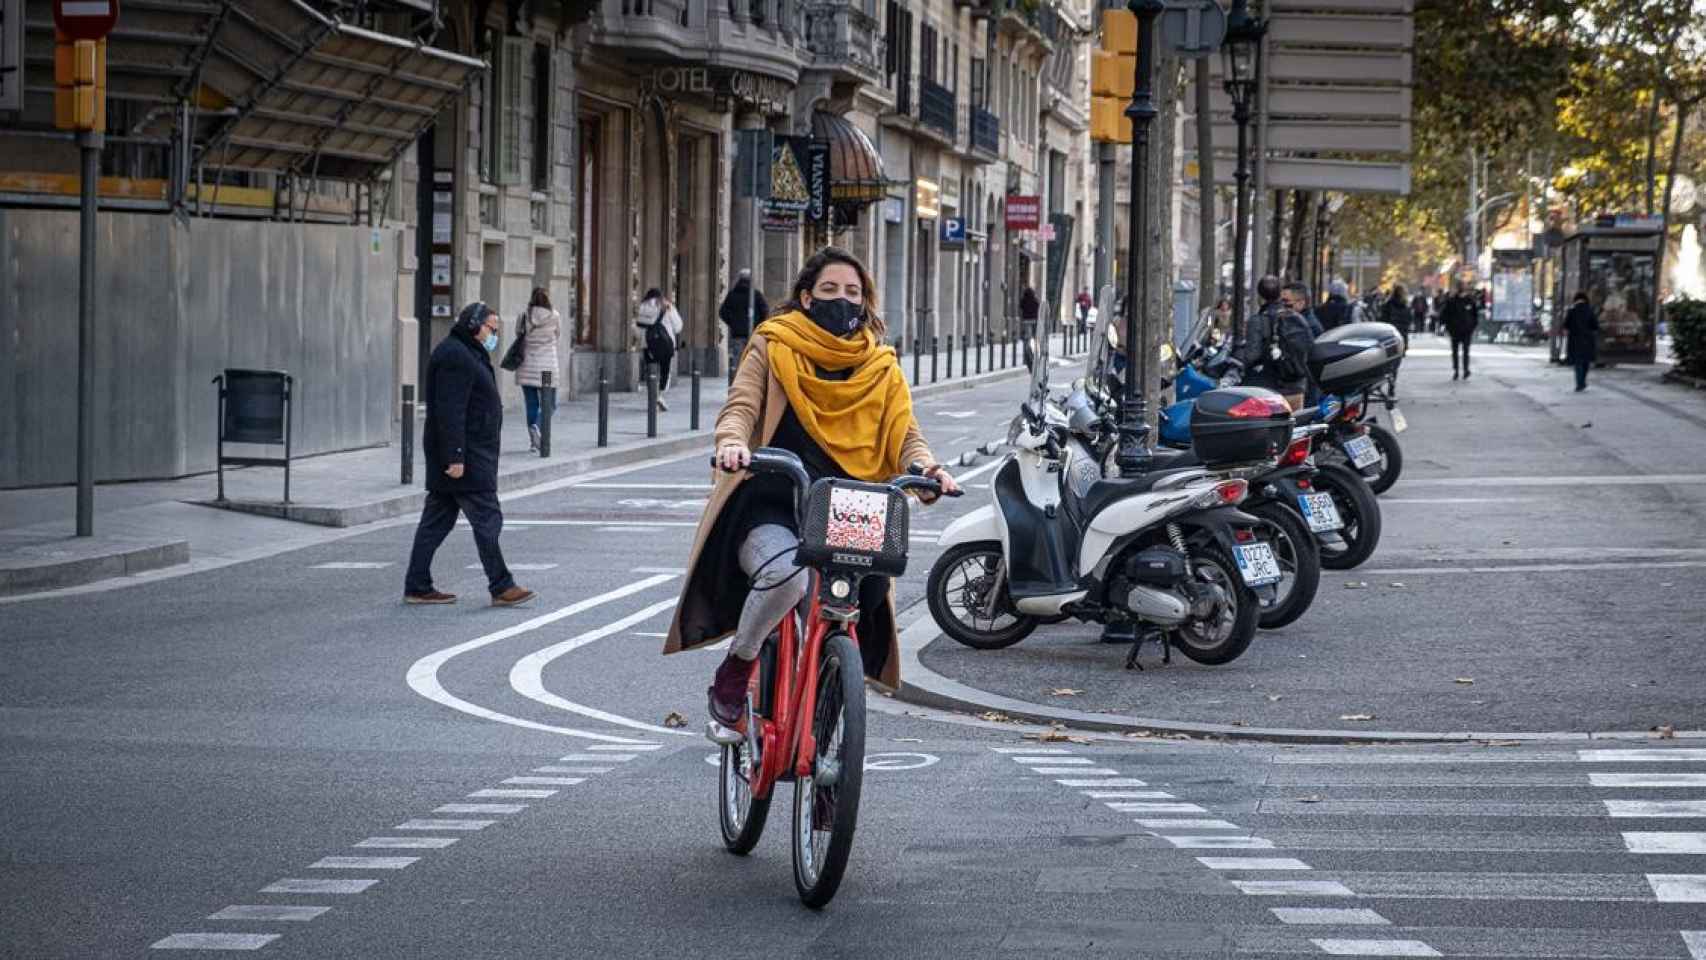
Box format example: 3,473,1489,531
971,106,1000,158
586,0,811,83
919,78,957,139
804,3,885,84
990,0,1058,50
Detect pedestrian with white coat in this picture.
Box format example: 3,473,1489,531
514,287,562,452
636,287,683,411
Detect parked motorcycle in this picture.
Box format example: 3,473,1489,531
1306,323,1408,495
925,311,1287,668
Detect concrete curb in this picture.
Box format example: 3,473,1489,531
890,600,1704,745
197,361,1044,529
0,536,190,596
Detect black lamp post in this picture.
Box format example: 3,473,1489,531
1220,0,1265,343
1116,0,1165,477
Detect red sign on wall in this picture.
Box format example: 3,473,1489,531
53,0,120,41
1005,194,1041,231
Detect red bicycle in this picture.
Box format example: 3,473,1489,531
714,448,953,908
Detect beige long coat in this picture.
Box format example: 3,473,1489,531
663,333,935,689
513,306,561,388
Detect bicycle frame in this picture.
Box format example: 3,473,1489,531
747,577,861,799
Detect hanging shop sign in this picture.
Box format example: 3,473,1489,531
915,179,942,220
804,138,831,222
1005,194,1041,230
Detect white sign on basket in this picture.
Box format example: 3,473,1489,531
825,488,889,553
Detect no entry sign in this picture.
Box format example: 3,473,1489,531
53,0,119,41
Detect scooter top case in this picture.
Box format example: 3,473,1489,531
1190,387,1294,467
1308,322,1405,394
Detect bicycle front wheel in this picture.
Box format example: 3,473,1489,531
718,734,770,855
791,631,866,909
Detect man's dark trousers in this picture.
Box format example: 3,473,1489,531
1574,358,1590,390
1452,336,1472,377
405,490,516,596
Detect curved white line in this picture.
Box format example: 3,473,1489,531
405,575,677,743
509,598,695,737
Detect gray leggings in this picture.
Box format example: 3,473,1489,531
732,523,808,661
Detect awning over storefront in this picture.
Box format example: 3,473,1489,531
811,111,895,204
44,0,483,182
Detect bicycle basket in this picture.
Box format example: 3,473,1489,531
796,478,911,577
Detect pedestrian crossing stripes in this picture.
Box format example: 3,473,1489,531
150,933,281,950
206,906,329,922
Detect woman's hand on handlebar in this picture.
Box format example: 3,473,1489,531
924,464,962,497
715,442,751,473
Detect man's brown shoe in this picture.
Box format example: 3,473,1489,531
405,591,457,604
491,586,536,607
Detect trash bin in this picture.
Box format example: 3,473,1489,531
213,369,293,502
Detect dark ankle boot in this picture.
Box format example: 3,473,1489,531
707,656,753,727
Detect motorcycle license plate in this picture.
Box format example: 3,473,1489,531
1235,542,1282,586
1390,407,1408,433
1297,492,1343,533
1344,435,1381,469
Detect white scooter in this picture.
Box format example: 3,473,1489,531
924,313,1286,667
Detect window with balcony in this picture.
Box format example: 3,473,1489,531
886,2,914,114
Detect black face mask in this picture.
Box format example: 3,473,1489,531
805,297,864,337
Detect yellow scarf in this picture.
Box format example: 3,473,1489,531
756,310,914,482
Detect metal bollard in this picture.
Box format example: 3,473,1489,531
913,336,921,384
975,332,983,375
539,370,553,458
690,354,701,432
946,334,954,379
962,331,969,376
931,336,939,383
400,384,414,485
646,362,659,439
597,362,610,448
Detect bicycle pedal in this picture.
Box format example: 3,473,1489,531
705,720,743,746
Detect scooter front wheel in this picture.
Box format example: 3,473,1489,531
926,542,1040,650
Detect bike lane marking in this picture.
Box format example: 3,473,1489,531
507,597,695,738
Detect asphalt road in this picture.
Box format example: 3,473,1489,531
4,367,1706,958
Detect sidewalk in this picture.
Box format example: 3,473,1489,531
0,335,1066,596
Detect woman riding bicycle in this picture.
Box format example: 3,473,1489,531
663,247,960,731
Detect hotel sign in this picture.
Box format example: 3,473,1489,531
650,66,792,109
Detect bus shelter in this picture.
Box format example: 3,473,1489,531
1548,222,1662,364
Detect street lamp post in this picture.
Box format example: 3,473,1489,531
1221,0,1265,343
1117,0,1166,476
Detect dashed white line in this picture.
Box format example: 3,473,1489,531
1161,835,1275,849
1580,749,1706,763
355,837,458,849
1105,801,1207,814
434,803,526,815
259,878,378,895
468,788,557,799
534,765,612,775
1271,908,1390,926
1681,930,1706,959
561,753,636,762
150,933,281,950
1083,790,1175,799
1014,756,1093,764
395,819,494,831
1606,800,1706,818
1649,875,1706,902
1031,766,1120,775
1232,879,1356,897
1138,819,1244,831
1625,833,1706,854
504,776,585,786
1197,857,1310,870
310,561,392,569
1055,778,1149,787
308,856,417,870
469,562,558,571
1591,773,1706,787
991,746,1071,754
1310,939,1440,957
588,743,661,751
206,906,329,922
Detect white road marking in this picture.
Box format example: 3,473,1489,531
1606,800,1706,818
561,753,636,762
395,819,493,831
631,566,689,575
468,562,558,571
150,933,281,950
1582,749,1706,762
508,599,692,737
1055,778,1148,787
405,576,675,743
1083,790,1175,799
865,752,940,770
1271,908,1389,926
1106,801,1207,814
1379,497,1537,504
1275,753,1577,765
1592,773,1706,787
631,631,670,638
1162,835,1275,849
1197,857,1308,870
1233,880,1355,897
954,457,1006,485
1682,931,1706,959
311,561,392,569
1650,875,1706,901
1138,819,1243,831
206,906,328,922
1310,939,1440,957
575,482,713,489
1015,756,1092,764
534,765,612,775
991,746,1071,754
589,743,661,751
1625,832,1706,854
260,879,378,894
1031,766,1121,775
434,803,525,815
1406,473,1706,487
308,856,417,870
355,837,458,849
1362,560,1706,576
469,788,557,799
504,776,584,786
503,520,697,528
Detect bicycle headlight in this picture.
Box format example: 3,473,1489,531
830,576,852,600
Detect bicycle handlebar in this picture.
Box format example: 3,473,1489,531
710,450,962,506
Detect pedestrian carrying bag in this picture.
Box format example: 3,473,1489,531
644,316,675,362
1272,309,1315,383
500,312,528,371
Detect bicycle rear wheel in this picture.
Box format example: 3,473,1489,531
791,631,866,909
719,733,770,855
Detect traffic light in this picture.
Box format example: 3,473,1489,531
1091,9,1135,144
54,34,106,132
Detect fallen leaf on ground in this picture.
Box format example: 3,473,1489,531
1653,724,1678,739
1027,727,1070,743
1267,694,1283,702
1481,739,1522,747
1049,688,1085,697
1389,582,1407,589
1344,581,1368,589
663,711,688,728
1339,713,1377,722
1580,422,1593,428
1230,720,1249,727
1454,677,1475,685
1295,795,1325,803
977,710,1011,723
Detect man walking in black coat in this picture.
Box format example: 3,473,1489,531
1563,291,1600,392
1315,279,1353,331
718,269,768,383
404,301,536,607
1442,284,1480,380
